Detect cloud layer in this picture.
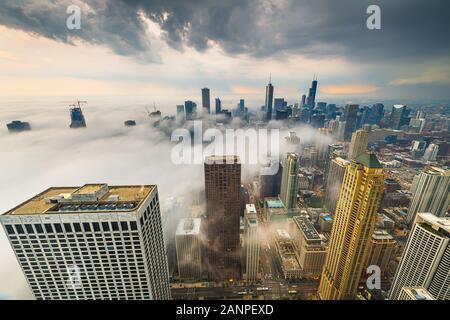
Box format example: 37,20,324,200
1,0,449,63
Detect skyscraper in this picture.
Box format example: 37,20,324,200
279,153,300,213
363,229,396,277
274,98,286,113
184,100,197,120
202,88,210,114
260,161,283,199
406,167,450,224
348,129,369,160
318,153,385,300
215,97,222,114
69,104,86,128
389,213,450,300
176,104,185,122
239,99,245,114
307,77,318,109
301,94,306,107
423,143,439,161
367,103,384,125
324,157,349,214
204,155,241,281
343,104,359,140
175,218,202,281
265,77,274,121
244,204,259,283
0,183,171,300
389,105,410,130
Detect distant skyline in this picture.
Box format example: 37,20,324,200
0,0,450,101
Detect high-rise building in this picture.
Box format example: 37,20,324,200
239,99,245,115
69,105,87,128
324,157,349,214
318,153,385,300
260,161,283,199
389,105,410,130
389,213,450,300
348,129,369,160
423,143,439,162
343,104,359,140
215,97,222,114
407,167,450,224
184,100,197,120
363,229,396,277
367,103,384,125
291,217,327,278
0,183,171,300
175,218,202,281
307,77,318,109
7,120,31,132
274,98,286,113
204,155,241,281
202,88,210,114
279,153,299,212
265,78,274,121
176,105,185,122
398,287,435,300
326,103,337,120
244,204,259,283
301,94,306,107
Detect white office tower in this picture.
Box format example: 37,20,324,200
348,129,369,160
407,167,450,224
389,213,450,300
324,157,349,214
280,153,300,213
0,184,171,300
244,204,259,283
423,143,439,162
175,218,202,281
398,287,435,300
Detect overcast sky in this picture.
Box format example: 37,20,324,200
1,0,450,103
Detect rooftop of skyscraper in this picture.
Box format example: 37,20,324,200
355,152,383,169
424,166,449,176
293,216,321,241
2,184,154,216
416,213,450,235
176,218,201,235
205,155,240,164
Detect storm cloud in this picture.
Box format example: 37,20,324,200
1,0,449,63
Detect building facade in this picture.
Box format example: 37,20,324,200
318,153,385,300
407,167,450,224
0,184,171,300
389,213,450,300
348,129,369,160
204,155,241,281
201,88,210,114
244,204,259,283
324,157,349,214
279,153,300,212
291,217,327,278
175,218,202,281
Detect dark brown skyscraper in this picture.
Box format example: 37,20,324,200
204,155,241,281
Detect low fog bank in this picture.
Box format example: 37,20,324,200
0,99,333,298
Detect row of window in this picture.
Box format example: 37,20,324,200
4,221,138,235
